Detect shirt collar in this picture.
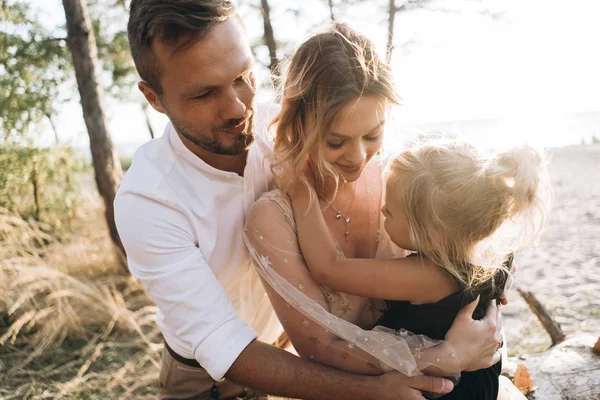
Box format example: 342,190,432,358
168,122,253,180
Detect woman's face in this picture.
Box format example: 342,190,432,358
315,95,387,183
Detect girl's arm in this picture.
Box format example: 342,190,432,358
291,181,456,303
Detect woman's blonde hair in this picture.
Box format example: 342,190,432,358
270,23,401,198
388,140,552,290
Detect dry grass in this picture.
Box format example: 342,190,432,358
0,198,162,399
0,192,284,399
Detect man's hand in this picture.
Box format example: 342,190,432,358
445,296,503,372
376,372,454,400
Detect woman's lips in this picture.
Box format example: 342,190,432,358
337,163,362,173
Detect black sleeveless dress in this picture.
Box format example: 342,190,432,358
376,255,512,400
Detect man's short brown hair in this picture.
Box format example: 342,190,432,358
128,0,235,94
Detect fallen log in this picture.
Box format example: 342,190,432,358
506,335,600,400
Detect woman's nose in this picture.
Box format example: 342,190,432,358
346,142,367,164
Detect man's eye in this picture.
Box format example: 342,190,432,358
194,91,212,100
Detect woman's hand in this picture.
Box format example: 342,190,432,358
499,292,508,306
445,296,503,372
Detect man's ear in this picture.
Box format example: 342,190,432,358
138,81,166,114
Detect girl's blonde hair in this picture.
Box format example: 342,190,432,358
388,140,552,290
270,23,401,198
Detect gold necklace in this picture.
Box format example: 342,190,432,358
318,185,356,242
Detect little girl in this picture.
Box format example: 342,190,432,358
291,140,551,400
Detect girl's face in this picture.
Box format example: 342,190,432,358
315,95,387,183
381,173,415,251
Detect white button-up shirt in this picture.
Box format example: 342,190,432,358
114,106,281,381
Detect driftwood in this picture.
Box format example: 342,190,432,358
506,335,600,400
509,289,599,399
516,288,566,346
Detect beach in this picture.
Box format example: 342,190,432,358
503,144,600,355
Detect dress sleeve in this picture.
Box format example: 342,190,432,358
244,194,446,377
114,192,256,381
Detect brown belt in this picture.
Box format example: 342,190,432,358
164,340,202,368
163,341,221,399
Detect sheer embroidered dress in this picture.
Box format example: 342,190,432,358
243,163,451,376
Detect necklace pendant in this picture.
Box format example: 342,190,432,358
345,216,350,223
335,210,342,219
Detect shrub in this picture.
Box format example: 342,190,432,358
0,145,84,239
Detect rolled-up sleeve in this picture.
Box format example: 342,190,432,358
114,191,257,380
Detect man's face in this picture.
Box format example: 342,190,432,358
142,17,256,156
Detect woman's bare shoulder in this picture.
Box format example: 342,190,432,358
247,189,295,229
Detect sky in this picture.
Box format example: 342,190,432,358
26,0,600,154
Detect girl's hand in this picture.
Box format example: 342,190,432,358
445,296,503,372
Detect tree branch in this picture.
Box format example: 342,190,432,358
517,288,566,347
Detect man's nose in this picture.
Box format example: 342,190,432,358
220,86,247,121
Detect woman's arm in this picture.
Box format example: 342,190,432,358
245,197,386,375
291,182,456,303
246,196,502,378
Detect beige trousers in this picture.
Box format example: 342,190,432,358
157,347,249,400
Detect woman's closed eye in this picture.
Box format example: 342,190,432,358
365,134,381,142
326,141,345,149
326,134,381,149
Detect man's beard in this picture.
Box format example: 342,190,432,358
173,109,255,156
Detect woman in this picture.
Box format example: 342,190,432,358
245,23,521,397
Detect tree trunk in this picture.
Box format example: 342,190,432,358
328,0,335,22
31,160,40,221
260,0,279,75
386,0,397,64
62,0,127,273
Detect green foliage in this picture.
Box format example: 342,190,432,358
89,0,139,100
0,145,84,235
0,0,140,142
119,155,133,171
0,1,71,139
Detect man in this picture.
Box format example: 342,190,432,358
115,1,503,399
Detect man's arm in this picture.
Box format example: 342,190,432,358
228,340,454,400
115,192,257,380
115,191,453,399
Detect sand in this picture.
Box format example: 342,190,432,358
503,144,600,355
